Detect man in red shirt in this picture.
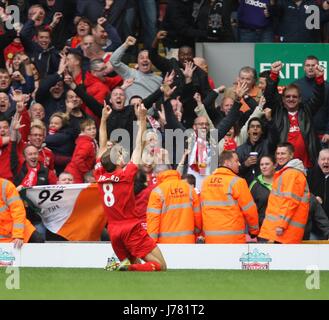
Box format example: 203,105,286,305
66,51,110,122
94,102,166,272
267,61,325,168
27,122,55,172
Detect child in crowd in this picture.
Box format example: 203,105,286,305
57,171,75,184
45,112,75,175
65,119,98,183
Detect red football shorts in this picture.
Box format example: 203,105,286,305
109,221,156,261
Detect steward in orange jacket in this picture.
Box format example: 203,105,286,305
147,169,202,243
200,151,259,243
0,178,36,246
259,158,310,243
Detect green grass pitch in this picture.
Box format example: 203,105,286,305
1,268,329,300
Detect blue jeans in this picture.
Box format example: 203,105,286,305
123,7,136,39
137,0,158,49
34,222,46,241
309,232,322,240
238,27,274,43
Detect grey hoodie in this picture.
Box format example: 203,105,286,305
284,158,307,176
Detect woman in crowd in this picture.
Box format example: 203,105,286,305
249,155,275,227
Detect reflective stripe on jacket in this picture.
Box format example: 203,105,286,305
259,159,310,243
200,167,259,243
146,170,202,243
0,178,35,242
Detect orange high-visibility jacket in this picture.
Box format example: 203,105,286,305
0,178,35,243
259,159,310,244
146,170,202,243
200,167,259,243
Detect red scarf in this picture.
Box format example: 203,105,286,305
147,115,161,130
147,173,157,186
21,163,40,187
190,135,208,175
48,127,58,135
71,36,82,48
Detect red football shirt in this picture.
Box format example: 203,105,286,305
287,113,311,168
94,160,140,224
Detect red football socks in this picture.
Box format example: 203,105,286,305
128,261,161,272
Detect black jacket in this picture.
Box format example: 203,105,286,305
45,126,75,157
20,20,60,78
265,76,325,166
35,73,66,124
161,0,207,49
250,176,271,227
69,111,90,140
272,0,329,42
307,165,329,219
106,105,135,151
75,0,106,24
294,76,329,135
236,120,279,184
161,0,234,49
193,0,235,42
203,89,259,129
304,194,329,240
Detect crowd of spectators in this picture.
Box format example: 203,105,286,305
1,0,329,244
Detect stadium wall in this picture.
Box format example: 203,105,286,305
195,42,254,88
1,243,329,270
